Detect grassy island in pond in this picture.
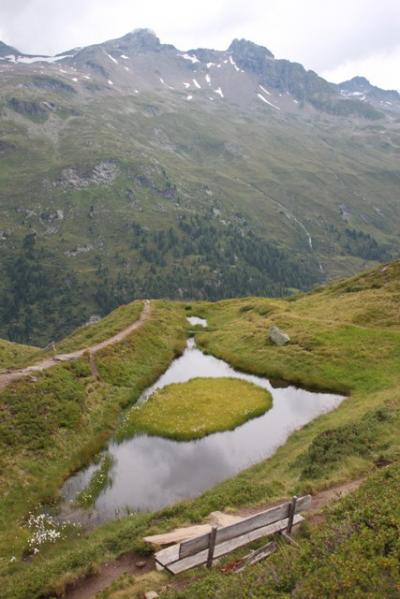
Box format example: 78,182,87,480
126,378,272,441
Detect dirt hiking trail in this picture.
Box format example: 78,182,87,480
0,300,151,392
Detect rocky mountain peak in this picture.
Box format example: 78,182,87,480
339,75,400,103
228,38,274,60
227,38,274,77
0,40,20,57
340,76,371,92
112,28,161,52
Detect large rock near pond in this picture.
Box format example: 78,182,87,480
269,325,290,346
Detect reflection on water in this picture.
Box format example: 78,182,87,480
62,321,344,522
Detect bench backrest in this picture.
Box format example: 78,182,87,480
179,495,311,559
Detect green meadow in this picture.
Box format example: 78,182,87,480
1,262,400,597
122,377,272,441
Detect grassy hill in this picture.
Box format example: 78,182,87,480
0,338,39,370
1,31,400,345
0,261,400,597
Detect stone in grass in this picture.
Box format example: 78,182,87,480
269,325,290,346
144,592,159,599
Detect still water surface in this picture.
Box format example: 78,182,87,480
62,321,344,521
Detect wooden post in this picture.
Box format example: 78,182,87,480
206,527,217,568
287,496,298,534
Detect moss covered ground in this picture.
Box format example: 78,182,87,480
124,377,271,440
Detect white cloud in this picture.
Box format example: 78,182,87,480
0,0,399,89
322,45,400,90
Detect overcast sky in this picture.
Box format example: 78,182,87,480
1,0,399,90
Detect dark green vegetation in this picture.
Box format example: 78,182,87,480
0,234,82,346
0,262,399,597
1,30,400,344
121,377,272,440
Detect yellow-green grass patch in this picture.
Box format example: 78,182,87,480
125,377,272,440
0,338,39,371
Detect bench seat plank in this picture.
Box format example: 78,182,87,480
162,514,303,575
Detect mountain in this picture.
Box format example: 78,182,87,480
339,75,400,110
0,41,21,57
0,28,400,344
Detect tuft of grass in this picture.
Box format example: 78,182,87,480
120,378,272,441
75,454,114,508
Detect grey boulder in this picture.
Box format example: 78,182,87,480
269,325,290,346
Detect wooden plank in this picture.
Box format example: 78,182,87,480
236,541,276,572
179,495,311,560
154,543,180,569
281,530,299,546
167,514,303,575
206,526,217,568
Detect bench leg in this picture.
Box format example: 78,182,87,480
287,495,298,534
206,527,218,568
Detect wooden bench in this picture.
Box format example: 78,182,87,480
155,495,311,575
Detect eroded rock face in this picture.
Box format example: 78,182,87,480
54,161,119,190
269,325,290,346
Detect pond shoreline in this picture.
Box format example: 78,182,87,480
58,320,344,524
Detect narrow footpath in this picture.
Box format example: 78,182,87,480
0,300,151,391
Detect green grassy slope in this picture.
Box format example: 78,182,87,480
0,300,187,596
0,338,39,370
1,64,400,344
1,262,400,598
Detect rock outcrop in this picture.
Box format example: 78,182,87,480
269,325,290,346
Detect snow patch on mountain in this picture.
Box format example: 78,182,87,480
160,77,174,90
179,53,199,64
104,51,118,65
1,53,73,64
192,78,201,89
229,55,240,71
259,84,271,96
214,87,224,98
257,93,280,110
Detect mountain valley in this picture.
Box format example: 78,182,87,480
0,29,399,344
